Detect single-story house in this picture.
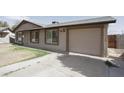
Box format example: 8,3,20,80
0,27,14,43
14,16,116,57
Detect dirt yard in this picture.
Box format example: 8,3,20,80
108,48,124,58
0,44,48,67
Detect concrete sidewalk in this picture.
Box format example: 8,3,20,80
0,54,52,76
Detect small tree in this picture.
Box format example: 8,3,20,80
0,21,9,27
3,21,9,27
0,21,4,27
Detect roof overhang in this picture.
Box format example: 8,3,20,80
16,28,43,32
12,16,116,31
13,20,43,32
44,16,116,28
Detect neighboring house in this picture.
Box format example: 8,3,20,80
108,34,124,49
14,16,116,57
0,27,14,43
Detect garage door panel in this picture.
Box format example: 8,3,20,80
69,28,102,56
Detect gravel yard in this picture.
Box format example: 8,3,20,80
108,48,124,58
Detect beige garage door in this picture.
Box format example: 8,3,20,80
69,28,102,56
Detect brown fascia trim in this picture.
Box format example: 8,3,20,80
13,20,43,32
13,19,116,32
44,20,116,29
16,28,43,32
8,28,13,32
13,20,28,32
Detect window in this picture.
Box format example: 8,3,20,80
46,29,59,45
17,32,23,42
30,31,39,43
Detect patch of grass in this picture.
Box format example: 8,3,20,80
11,44,48,57
8,44,49,63
0,44,49,68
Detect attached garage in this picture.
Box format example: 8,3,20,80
69,28,102,56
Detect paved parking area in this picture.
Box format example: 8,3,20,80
0,52,109,77
109,58,124,77
108,48,124,77
0,51,123,77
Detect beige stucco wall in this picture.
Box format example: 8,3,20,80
23,28,67,52
15,22,108,57
41,28,67,52
69,28,102,56
15,23,41,31
23,30,42,48
102,24,108,57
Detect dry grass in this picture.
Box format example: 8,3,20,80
0,44,48,67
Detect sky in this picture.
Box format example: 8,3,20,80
0,16,124,35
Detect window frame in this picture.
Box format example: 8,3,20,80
30,31,39,44
17,31,23,42
45,29,59,45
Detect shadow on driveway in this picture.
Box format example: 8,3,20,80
57,54,108,77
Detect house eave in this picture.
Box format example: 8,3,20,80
44,20,116,29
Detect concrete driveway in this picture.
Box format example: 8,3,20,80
0,52,111,77
108,58,124,77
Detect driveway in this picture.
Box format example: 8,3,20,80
108,58,124,77
108,48,124,76
0,52,110,77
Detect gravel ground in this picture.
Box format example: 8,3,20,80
108,48,124,58
0,44,47,67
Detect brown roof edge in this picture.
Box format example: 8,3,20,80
13,20,43,33
13,16,117,32
8,28,13,33
44,20,116,29
16,28,43,32
45,16,116,28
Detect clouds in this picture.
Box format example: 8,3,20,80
5,16,30,21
